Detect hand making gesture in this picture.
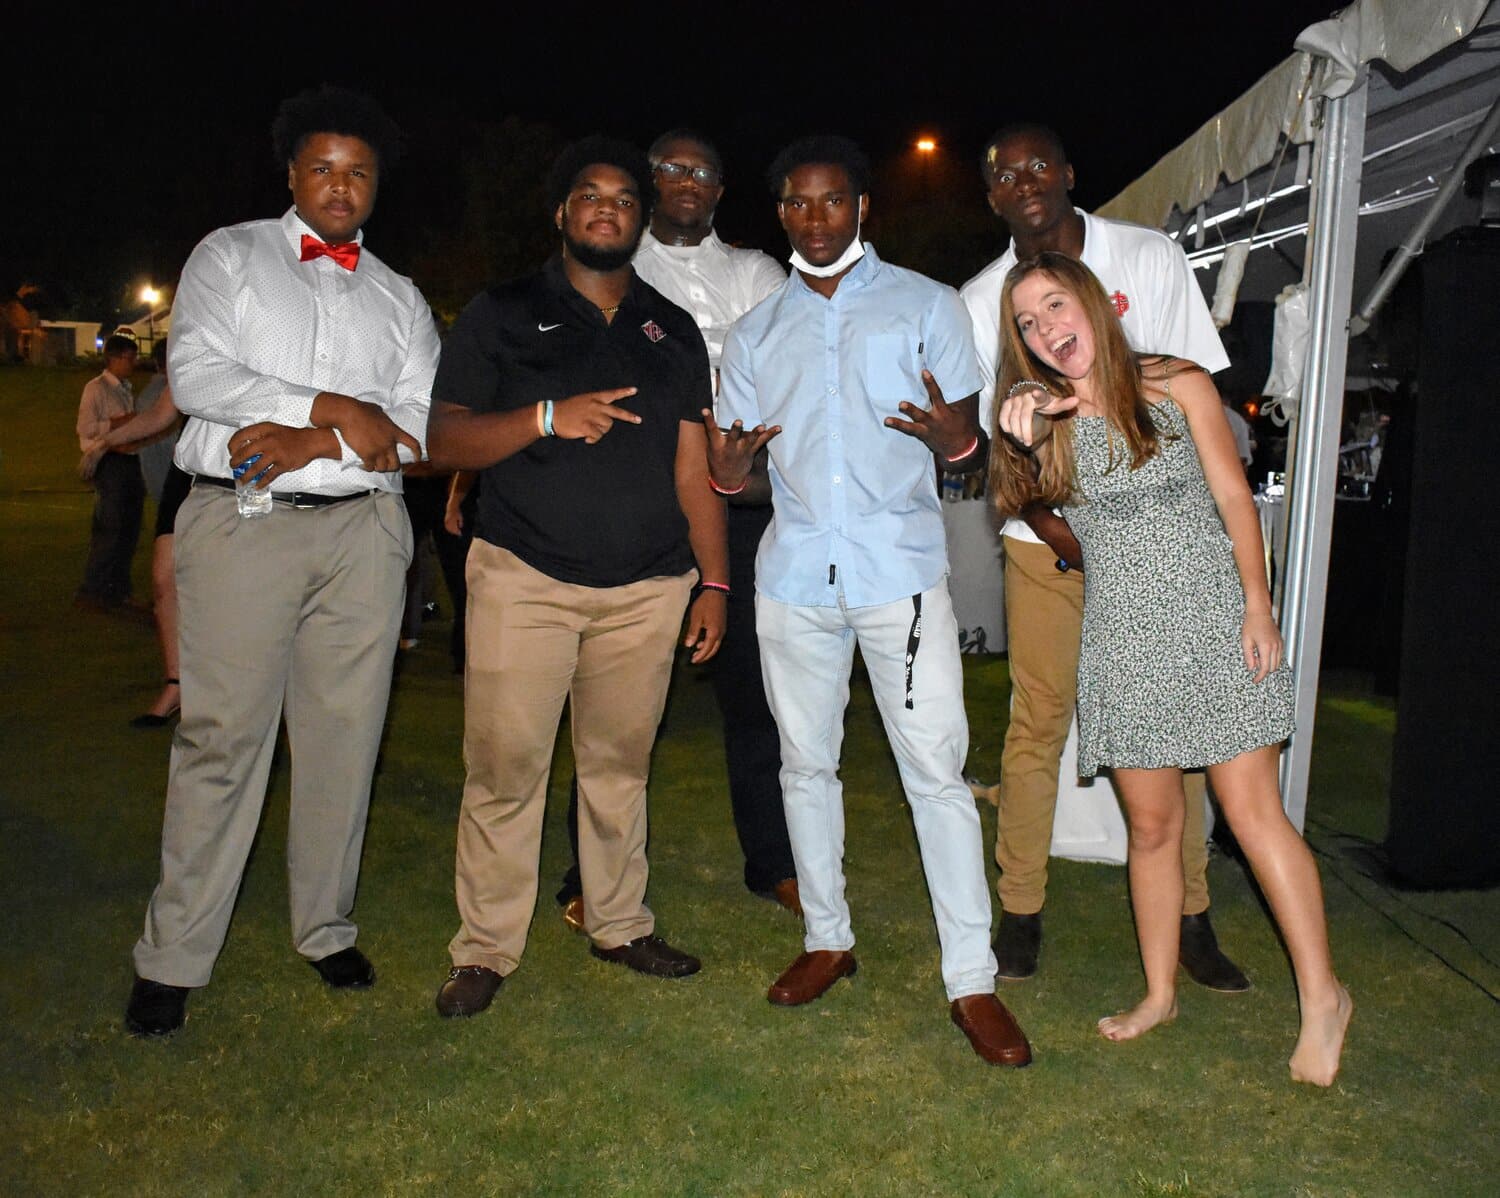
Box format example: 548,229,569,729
701,409,781,492
883,369,980,461
997,381,1080,449
552,387,642,444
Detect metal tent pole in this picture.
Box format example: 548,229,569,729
1348,92,1500,337
1277,68,1369,831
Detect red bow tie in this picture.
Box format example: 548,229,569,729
299,234,360,271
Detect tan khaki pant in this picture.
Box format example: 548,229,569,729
449,542,693,975
998,536,1211,915
134,486,411,987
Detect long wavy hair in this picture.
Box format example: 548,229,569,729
988,252,1192,518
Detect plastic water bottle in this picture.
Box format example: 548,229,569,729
233,454,274,519
941,472,963,504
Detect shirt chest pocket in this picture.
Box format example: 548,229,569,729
864,334,920,403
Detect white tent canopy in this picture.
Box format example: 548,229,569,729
1098,0,1500,830
1102,1,1497,236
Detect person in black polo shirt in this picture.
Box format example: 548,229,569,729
426,136,729,1018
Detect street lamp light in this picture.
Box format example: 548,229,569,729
140,286,159,353
915,137,937,154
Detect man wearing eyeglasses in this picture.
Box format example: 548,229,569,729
553,130,797,926
637,130,796,912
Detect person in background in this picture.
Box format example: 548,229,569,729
75,334,143,611
960,123,1248,990
1222,395,1256,473
440,470,479,672
81,351,187,726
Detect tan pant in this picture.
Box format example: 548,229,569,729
134,486,411,987
449,542,693,975
998,536,1211,915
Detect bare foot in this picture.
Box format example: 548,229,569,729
1097,996,1178,1042
1290,984,1353,1086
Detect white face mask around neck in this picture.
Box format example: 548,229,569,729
787,211,866,278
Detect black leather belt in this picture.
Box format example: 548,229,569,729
192,475,376,509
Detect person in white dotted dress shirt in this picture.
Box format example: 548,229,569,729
125,87,439,1037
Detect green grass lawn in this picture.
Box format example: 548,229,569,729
3,365,1497,1196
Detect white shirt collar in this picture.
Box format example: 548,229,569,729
640,226,724,257
280,206,365,252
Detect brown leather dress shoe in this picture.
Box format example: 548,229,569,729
772,878,803,917
950,993,1033,1067
767,950,857,1006
436,965,503,1018
561,895,586,933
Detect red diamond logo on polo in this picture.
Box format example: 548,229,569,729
641,320,666,343
1111,291,1130,317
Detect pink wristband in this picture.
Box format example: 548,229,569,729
709,476,747,496
944,435,981,464
699,581,730,596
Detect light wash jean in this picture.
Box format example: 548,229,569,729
756,581,998,1001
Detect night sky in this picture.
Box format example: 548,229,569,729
7,1,1340,323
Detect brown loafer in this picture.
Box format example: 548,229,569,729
772,878,803,917
561,895,586,933
436,965,503,1018
950,993,1033,1067
767,950,857,1006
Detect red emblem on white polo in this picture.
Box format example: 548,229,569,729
1110,290,1130,317
641,320,666,343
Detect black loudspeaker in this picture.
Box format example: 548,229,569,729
1383,227,1500,888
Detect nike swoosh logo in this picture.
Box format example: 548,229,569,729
538,322,562,332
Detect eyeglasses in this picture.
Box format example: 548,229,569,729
653,161,722,187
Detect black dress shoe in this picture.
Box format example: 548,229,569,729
436,965,503,1018
310,947,376,989
590,933,701,978
1179,912,1252,992
994,910,1042,980
124,977,190,1037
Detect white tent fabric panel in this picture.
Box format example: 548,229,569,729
1100,0,1494,230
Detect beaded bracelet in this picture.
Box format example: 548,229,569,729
1006,379,1050,400
709,476,747,496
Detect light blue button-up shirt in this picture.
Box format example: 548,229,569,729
720,246,983,608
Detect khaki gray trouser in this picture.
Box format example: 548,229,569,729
448,542,693,977
134,486,411,987
998,536,1211,916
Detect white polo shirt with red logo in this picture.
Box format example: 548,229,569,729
960,208,1230,545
